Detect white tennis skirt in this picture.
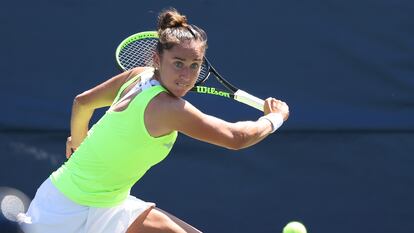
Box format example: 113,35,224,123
18,178,155,233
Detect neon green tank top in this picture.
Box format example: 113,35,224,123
50,70,177,207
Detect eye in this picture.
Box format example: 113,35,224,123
190,63,200,70
174,61,184,69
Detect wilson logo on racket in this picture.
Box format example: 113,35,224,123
196,86,230,98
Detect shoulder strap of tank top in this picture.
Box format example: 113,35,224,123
114,68,160,105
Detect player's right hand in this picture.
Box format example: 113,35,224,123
263,97,289,121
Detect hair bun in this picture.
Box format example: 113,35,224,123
157,8,188,30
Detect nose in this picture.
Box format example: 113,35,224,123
179,67,191,80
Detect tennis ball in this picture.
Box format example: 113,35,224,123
282,221,307,233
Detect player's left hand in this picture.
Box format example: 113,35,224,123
66,136,77,159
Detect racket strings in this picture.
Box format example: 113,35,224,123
119,39,158,70
197,63,209,84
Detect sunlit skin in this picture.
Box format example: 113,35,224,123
153,40,205,97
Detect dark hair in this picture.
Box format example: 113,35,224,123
156,8,208,54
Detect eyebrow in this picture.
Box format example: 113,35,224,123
173,56,203,62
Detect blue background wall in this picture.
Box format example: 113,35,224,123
1,1,413,233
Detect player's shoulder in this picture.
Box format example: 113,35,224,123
151,92,197,115
148,92,206,131
152,92,185,109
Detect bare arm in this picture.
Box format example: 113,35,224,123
66,67,146,158
179,113,273,150
145,94,289,150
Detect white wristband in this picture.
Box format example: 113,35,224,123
259,113,284,133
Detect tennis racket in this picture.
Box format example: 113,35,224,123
115,31,264,111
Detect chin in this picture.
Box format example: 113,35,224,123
176,92,187,98
167,90,184,98
172,87,190,97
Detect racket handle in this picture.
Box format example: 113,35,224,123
234,90,264,112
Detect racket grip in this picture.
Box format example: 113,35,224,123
234,90,264,112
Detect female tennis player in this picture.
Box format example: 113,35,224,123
19,8,289,233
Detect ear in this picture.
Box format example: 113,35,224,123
152,52,160,69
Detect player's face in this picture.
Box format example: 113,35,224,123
154,40,205,97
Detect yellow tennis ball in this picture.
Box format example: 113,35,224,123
282,221,307,233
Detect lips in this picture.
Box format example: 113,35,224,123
176,82,190,87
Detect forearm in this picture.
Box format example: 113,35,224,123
229,113,284,150
230,119,273,149
70,97,94,147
